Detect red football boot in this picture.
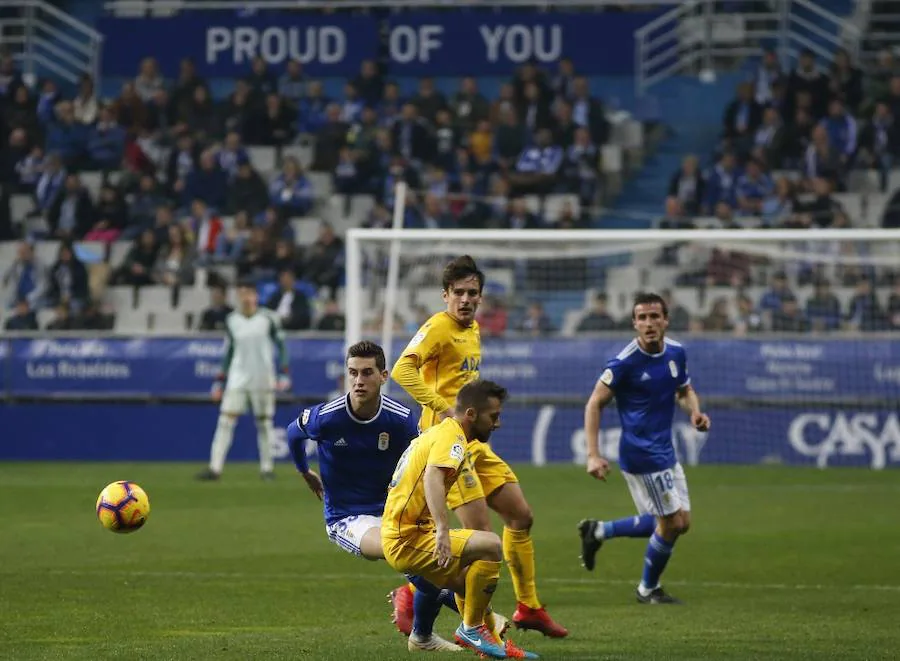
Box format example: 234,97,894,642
512,603,569,638
387,584,414,636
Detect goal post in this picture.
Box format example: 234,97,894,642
344,227,900,469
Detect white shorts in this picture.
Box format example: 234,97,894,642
325,514,382,556
220,389,275,418
622,463,691,517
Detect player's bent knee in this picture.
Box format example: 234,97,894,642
461,530,502,564
487,483,533,531
358,528,384,561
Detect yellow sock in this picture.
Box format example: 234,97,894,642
463,560,501,628
454,593,465,614
503,526,541,609
483,608,497,632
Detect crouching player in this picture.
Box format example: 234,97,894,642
286,341,461,652
382,379,539,660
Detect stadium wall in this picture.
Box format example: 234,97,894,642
1,336,898,469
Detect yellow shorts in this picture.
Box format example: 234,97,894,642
446,442,518,510
382,528,475,588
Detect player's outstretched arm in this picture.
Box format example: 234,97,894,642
584,378,615,481
391,354,451,418
676,385,710,431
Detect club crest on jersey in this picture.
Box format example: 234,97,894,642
668,360,678,378
377,432,390,451
599,368,614,386
450,443,465,462
301,408,310,425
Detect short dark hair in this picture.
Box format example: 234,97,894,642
237,277,257,291
346,340,386,371
455,379,508,413
442,255,485,293
632,292,669,319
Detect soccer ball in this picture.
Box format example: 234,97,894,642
96,481,150,533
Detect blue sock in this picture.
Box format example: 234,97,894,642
601,514,656,539
412,589,442,637
439,589,459,613
640,532,675,591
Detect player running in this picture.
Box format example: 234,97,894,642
197,279,291,481
382,379,539,660
578,292,711,604
389,256,567,638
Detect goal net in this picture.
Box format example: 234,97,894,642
344,228,900,470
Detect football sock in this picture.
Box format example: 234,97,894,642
640,532,675,593
209,415,236,474
256,417,275,473
597,514,657,540
411,588,442,637
454,594,465,615
463,560,500,629
503,527,541,609
439,589,459,612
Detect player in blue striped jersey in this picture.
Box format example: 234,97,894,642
286,341,463,652
578,292,710,604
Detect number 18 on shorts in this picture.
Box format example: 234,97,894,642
622,463,691,517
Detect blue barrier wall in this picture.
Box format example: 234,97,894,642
1,336,898,468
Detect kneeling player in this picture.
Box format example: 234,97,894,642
382,380,538,660
286,341,460,652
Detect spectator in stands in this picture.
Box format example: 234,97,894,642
667,154,704,216
48,173,93,240
803,125,843,191
333,147,361,195
760,271,794,318
412,77,448,125
278,60,305,111
266,268,312,331
452,77,489,134
510,128,562,196
704,150,738,214
71,74,98,126
36,79,60,126
4,298,38,331
500,197,541,230
113,81,147,136
414,193,452,229
45,303,75,331
553,57,576,102
703,298,733,332
735,158,774,216
316,299,346,332
433,110,459,172
752,48,784,106
753,107,788,169
865,50,897,113
353,59,383,107
733,294,764,335
221,79,256,142
86,184,127,242
185,85,217,143
237,225,276,280
518,81,553,137
794,177,844,228
184,150,228,210
259,93,295,146
722,81,762,156
113,229,158,288
847,277,887,331
784,106,814,169
820,98,857,166
46,241,88,313
214,210,251,262
707,247,750,287
245,56,278,106
563,127,599,207
134,57,165,103
788,49,829,119
858,101,900,193
304,222,344,299
577,293,616,332
888,278,900,331
8,135,39,195
519,302,553,336
761,176,796,226
772,296,810,333
339,83,364,125
553,100,577,150
199,283,233,331
170,58,206,122
145,89,176,145
313,104,349,173
46,101,86,169
167,133,199,198
124,175,165,239
298,80,330,135
3,241,44,309
154,223,196,287
391,103,432,168
78,300,115,331
806,278,842,332
217,131,249,180
184,199,223,262
829,48,863,115
570,76,609,146
227,160,269,217
552,199,581,229
272,237,302,277
6,85,39,141
661,289,690,332
0,54,24,99
476,295,508,337
87,106,127,171
269,156,313,217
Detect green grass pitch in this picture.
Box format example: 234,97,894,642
1,463,898,660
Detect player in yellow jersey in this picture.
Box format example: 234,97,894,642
388,256,569,639
382,380,538,659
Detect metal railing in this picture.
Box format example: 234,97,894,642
635,0,862,97
858,0,900,55
0,0,103,87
